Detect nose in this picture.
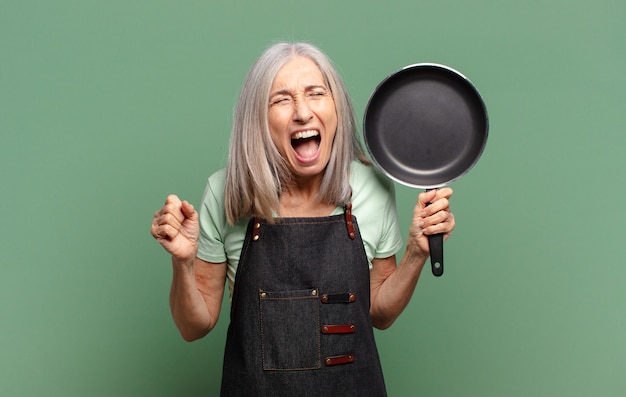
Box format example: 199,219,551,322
292,97,313,123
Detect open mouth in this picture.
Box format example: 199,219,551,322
291,130,321,160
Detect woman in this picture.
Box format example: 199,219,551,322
151,42,455,396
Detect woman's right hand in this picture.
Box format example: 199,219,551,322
151,194,199,261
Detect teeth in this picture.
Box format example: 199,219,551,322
292,130,319,140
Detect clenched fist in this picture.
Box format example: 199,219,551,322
151,195,199,261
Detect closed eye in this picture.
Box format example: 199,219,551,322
306,87,329,98
270,96,292,106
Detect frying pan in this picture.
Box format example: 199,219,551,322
363,63,488,277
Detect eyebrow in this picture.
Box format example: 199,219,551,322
269,85,328,98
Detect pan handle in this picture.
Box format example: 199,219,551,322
425,190,444,277
428,233,444,277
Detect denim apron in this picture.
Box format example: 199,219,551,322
219,205,387,396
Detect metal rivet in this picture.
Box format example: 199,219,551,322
253,234,259,241
348,355,354,361
260,292,266,298
322,326,328,333
349,293,356,302
325,358,332,365
350,325,355,331
311,289,318,296
255,222,260,228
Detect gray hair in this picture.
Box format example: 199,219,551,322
224,42,368,225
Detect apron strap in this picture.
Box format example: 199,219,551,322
344,189,356,240
252,217,262,241
344,202,356,240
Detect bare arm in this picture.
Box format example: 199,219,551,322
151,195,227,341
169,257,226,341
369,188,455,329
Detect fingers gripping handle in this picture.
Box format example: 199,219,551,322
428,233,444,277
424,190,444,277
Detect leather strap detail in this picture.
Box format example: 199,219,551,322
344,202,356,240
321,293,356,304
252,217,262,242
321,324,356,334
324,354,355,366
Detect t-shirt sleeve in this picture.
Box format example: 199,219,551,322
372,171,404,259
197,169,229,264
350,162,404,263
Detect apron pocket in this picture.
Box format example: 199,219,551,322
259,288,321,370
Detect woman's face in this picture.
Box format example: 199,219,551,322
268,56,338,181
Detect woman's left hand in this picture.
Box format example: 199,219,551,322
407,187,455,257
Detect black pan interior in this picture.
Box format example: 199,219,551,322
364,64,488,188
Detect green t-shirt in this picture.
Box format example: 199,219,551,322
197,161,404,294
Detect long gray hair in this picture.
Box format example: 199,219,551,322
224,42,368,225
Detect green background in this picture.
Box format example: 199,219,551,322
2,0,625,396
